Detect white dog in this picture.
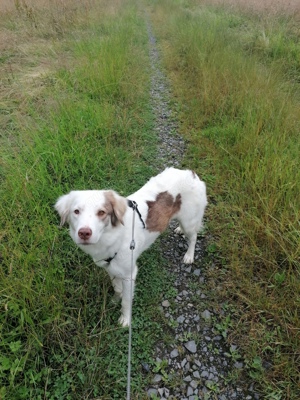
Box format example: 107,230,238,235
55,168,207,326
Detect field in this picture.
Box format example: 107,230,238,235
203,0,300,14
1,0,299,399
150,0,300,398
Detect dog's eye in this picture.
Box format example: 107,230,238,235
97,210,106,217
74,209,80,215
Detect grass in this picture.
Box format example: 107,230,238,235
2,0,300,398
0,1,170,398
149,0,300,398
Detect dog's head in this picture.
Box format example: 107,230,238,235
55,190,127,245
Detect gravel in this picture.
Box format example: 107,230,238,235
144,19,260,400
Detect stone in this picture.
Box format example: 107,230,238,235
181,358,187,368
193,371,200,379
177,315,185,323
187,386,194,396
170,348,179,358
234,362,244,369
184,340,197,353
194,359,201,367
201,310,211,319
201,371,209,378
190,380,198,389
162,300,170,307
153,374,162,383
147,388,158,397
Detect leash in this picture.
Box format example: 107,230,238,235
95,199,143,398
127,200,146,229
126,200,138,400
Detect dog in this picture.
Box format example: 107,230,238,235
55,167,207,326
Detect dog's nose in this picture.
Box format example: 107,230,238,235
78,228,92,240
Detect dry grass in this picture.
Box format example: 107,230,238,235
0,0,101,127
202,0,300,15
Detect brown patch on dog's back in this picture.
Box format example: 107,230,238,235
146,191,181,232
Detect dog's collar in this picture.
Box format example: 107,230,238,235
127,200,146,229
104,252,117,263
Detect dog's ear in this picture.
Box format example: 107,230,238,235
104,190,127,227
54,193,72,226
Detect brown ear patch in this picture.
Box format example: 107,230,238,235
146,191,181,232
104,191,127,227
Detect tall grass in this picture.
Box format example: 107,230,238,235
0,1,166,398
150,0,300,397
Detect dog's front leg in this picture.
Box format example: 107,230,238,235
118,265,137,327
107,272,123,301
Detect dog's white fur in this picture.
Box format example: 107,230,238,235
55,168,207,327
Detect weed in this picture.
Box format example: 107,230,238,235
214,315,233,340
178,331,193,342
168,318,179,329
153,359,169,382
224,346,242,363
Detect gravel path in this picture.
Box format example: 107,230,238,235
144,20,260,400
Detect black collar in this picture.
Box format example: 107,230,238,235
104,252,117,263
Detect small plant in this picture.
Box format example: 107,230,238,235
153,359,169,381
207,243,218,254
224,346,242,363
149,394,160,400
246,356,264,380
205,380,220,393
214,315,233,339
168,318,179,329
273,271,286,286
178,331,193,342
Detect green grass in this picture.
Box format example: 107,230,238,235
149,0,300,398
2,0,300,398
0,1,170,398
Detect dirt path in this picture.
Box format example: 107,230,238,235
144,18,260,400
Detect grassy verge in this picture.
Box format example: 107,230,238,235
0,1,168,398
149,0,300,398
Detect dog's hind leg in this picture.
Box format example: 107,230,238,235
183,231,197,264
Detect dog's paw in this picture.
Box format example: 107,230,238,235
174,226,183,235
118,314,130,327
183,253,194,264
